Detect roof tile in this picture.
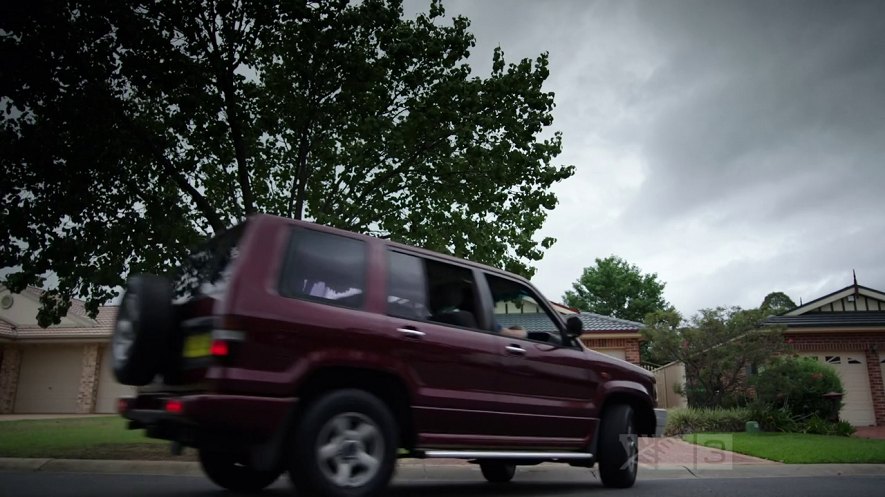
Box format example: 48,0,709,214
495,312,642,333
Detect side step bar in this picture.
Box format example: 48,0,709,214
420,450,593,460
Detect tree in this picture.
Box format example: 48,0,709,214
1,0,574,326
760,291,796,315
642,307,786,408
563,256,671,322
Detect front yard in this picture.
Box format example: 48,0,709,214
0,416,187,460
684,432,885,464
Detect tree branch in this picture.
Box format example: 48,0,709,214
199,4,255,216
157,153,226,233
288,130,311,219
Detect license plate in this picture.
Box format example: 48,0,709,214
183,333,212,359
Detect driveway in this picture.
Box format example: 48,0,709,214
638,436,777,469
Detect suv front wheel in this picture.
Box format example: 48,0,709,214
597,404,639,488
290,389,398,497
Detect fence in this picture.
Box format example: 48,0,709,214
653,361,687,409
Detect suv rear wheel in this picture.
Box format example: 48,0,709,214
290,389,398,497
597,404,638,488
198,448,281,492
479,461,516,483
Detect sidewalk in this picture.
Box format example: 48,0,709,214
0,414,108,422
855,426,885,440
638,436,777,469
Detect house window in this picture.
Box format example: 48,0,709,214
824,356,841,365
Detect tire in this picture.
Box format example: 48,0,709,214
597,404,639,488
290,389,398,497
111,274,175,386
199,448,281,493
480,462,516,483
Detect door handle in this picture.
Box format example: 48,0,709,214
505,345,526,355
397,328,426,339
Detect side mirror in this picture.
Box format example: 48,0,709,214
566,316,583,338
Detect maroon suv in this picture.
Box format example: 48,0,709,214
114,214,656,496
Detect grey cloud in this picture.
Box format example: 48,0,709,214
631,0,885,223
420,0,885,314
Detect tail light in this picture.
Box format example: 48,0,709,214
210,339,230,357
210,320,246,362
165,399,184,414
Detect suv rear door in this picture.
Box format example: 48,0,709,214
384,250,505,446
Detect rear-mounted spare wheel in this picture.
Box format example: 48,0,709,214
112,274,175,386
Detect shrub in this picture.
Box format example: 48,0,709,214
748,403,799,433
750,356,843,420
833,420,856,437
801,415,834,435
664,407,752,436
800,416,856,437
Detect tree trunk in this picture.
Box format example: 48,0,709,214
219,71,255,216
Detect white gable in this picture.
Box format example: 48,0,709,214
0,287,95,328
786,286,885,316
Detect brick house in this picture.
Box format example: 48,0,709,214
1,285,643,414
0,286,132,414
766,282,885,426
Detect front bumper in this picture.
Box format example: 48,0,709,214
654,408,668,437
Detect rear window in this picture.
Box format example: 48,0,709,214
174,222,247,300
279,228,367,309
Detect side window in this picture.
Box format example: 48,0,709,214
387,252,430,320
485,273,567,344
280,228,366,309
386,251,481,330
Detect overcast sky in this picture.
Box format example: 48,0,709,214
406,0,885,316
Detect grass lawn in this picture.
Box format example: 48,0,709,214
684,432,885,464
0,416,194,460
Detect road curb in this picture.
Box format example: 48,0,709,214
0,458,202,476
0,457,469,476
3,457,885,481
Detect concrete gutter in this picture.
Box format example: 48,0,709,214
2,457,885,480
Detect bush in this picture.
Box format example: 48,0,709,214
801,415,834,435
748,403,799,433
664,407,752,436
663,405,856,437
832,420,856,437
800,416,856,437
750,356,843,420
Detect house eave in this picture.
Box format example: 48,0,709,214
782,327,885,334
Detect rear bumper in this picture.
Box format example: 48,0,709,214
121,394,296,445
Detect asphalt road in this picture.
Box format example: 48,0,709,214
2,465,885,497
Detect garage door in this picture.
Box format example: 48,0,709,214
95,346,136,413
801,353,875,426
14,345,82,413
597,349,626,361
